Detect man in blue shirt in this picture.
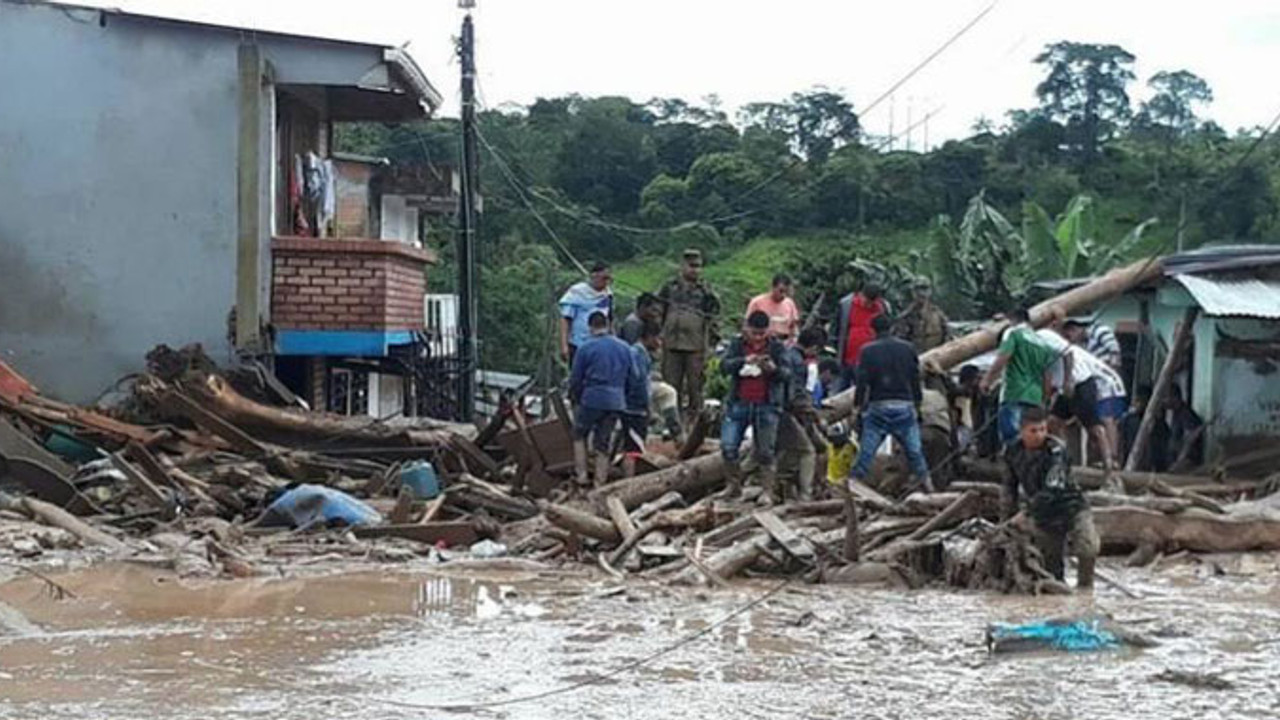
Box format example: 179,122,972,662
620,322,661,478
569,311,642,486
559,262,614,366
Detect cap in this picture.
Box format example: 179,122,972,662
913,277,933,289
682,249,703,264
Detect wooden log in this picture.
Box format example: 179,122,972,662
671,533,769,586
607,504,721,567
589,450,731,512
868,491,978,561
825,257,1165,419
109,452,171,509
1086,492,1193,513
1074,467,1224,514
682,548,731,588
606,496,637,540
1125,307,1198,472
180,374,474,446
1093,506,1280,553
629,492,684,523
16,497,127,551
542,501,622,544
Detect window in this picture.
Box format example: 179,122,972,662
327,368,369,416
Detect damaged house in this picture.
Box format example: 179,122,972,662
1040,245,1280,469
0,0,460,418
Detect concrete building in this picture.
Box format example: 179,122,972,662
0,0,452,417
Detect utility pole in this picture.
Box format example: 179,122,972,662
456,2,480,421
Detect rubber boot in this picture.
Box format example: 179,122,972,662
662,407,684,444
797,452,816,502
573,440,589,486
721,461,743,500
757,465,781,507
594,453,611,488
1076,555,1096,592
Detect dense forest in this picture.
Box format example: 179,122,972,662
337,41,1280,376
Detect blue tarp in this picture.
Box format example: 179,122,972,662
263,484,382,529
987,619,1120,653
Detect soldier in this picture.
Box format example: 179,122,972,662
657,249,720,418
895,277,949,352
1002,405,1099,591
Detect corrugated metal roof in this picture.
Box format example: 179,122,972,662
1174,274,1280,319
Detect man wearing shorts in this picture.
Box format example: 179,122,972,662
1037,327,1125,484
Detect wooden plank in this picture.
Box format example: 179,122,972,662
449,435,501,478
752,510,816,561
606,495,638,540
109,452,170,509
419,492,449,525
127,442,218,508
848,480,895,512
353,522,478,546
388,489,415,524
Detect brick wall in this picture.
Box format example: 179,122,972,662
270,237,436,332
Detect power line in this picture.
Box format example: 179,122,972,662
860,0,1000,118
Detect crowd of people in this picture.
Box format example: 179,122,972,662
556,249,1199,592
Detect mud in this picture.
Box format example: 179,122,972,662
1,554,1279,719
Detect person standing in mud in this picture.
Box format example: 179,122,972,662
657,249,720,418
719,311,791,504
1002,406,1099,591
569,311,642,487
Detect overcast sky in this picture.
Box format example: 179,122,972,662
89,0,1280,147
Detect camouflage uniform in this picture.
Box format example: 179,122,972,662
657,275,720,415
896,300,949,353
1003,436,1099,586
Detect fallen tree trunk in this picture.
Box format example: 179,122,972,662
590,449,732,512
180,375,475,446
824,257,1165,419
1094,506,1280,553
6,496,128,551
671,533,769,586
541,501,622,544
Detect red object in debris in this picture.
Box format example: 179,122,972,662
0,359,35,405
435,540,449,550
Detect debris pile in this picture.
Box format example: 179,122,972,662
1,350,1279,590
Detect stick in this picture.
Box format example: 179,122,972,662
20,497,127,551
1125,307,1198,472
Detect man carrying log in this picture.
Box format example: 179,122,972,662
1003,406,1099,591
848,314,934,493
720,310,791,504
979,307,1059,448
570,311,644,487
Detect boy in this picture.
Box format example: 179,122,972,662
1002,405,1099,591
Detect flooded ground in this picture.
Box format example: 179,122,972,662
1,554,1278,720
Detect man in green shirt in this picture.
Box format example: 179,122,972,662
979,307,1059,448
657,249,721,418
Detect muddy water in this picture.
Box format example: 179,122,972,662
1,555,1279,719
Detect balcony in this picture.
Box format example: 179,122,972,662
270,236,436,356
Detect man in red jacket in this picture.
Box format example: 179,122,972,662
835,283,887,391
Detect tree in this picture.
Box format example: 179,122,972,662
552,97,658,216
1034,42,1137,164
741,89,860,164
1140,70,1213,140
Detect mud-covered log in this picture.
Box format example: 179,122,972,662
179,375,474,446
7,496,128,551
541,501,622,544
1094,506,1280,553
671,533,769,586
590,450,732,511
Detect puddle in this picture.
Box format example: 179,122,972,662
0,559,1278,719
